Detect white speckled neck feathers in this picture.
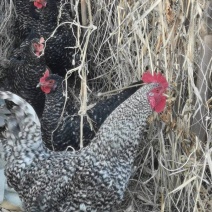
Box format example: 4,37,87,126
0,91,49,189
82,83,156,163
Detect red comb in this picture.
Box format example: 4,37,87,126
40,69,50,83
142,71,168,89
34,2,42,9
34,0,47,9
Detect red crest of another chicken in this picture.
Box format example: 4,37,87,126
33,0,47,9
38,69,58,94
142,71,168,113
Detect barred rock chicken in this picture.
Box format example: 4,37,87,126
0,71,168,211
0,102,22,210
1,33,46,117
39,69,142,151
13,0,39,46
30,0,79,76
13,0,71,45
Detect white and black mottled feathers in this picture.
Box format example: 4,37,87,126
13,0,79,77
40,73,142,151
31,0,79,76
0,81,159,211
1,32,47,118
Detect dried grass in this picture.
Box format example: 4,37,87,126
1,0,212,211
0,0,15,58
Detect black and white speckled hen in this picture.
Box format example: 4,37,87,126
1,32,47,117
13,0,39,46
0,71,168,211
13,0,72,44
38,69,142,151
30,0,79,76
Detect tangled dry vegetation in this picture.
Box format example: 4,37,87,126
0,0,212,211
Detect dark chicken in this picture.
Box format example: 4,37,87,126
0,71,168,211
39,70,142,151
13,0,39,46
30,0,79,76
1,33,47,118
13,0,75,44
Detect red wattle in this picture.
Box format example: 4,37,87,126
41,86,51,94
154,96,166,113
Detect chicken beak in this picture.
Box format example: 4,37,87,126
36,83,41,88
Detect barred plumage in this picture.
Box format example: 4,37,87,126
31,0,79,76
13,0,38,46
0,75,167,211
13,0,79,76
1,32,46,118
39,72,142,151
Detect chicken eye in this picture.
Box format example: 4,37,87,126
155,88,160,93
48,80,54,84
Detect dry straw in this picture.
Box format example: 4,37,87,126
0,0,212,211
